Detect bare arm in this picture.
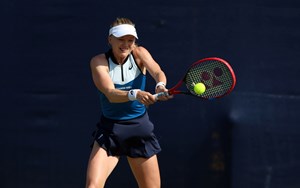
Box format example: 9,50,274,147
133,46,167,85
90,54,129,103
90,46,170,104
90,54,157,105
133,46,170,100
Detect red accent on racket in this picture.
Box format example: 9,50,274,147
154,57,236,99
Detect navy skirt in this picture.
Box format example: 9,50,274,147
91,112,161,158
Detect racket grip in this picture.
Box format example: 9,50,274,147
153,92,169,100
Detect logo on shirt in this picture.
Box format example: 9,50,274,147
129,62,133,70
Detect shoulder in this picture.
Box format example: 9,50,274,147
132,46,150,57
90,53,107,68
132,46,154,63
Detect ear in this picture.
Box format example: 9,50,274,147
108,36,112,45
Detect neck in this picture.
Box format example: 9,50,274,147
110,50,130,65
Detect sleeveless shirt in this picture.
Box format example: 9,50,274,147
99,49,146,120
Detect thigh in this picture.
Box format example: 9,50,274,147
85,141,119,188
127,155,161,188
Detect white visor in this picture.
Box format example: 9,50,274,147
109,24,138,39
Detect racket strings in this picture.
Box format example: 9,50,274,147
184,60,234,98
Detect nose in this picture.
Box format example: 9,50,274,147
123,40,132,47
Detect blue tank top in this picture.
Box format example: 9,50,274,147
99,49,146,120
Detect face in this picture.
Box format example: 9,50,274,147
108,35,136,59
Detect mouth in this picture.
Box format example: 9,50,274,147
119,47,129,52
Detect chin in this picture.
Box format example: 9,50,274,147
120,49,131,55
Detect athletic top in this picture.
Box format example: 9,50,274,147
99,49,146,120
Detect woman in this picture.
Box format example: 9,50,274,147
85,17,171,188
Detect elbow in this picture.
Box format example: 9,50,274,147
103,89,116,103
104,89,125,103
107,97,117,103
105,94,117,103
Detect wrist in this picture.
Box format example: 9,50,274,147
128,89,140,101
155,82,166,90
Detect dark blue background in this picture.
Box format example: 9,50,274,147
1,0,300,187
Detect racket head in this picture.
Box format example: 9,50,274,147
183,57,236,99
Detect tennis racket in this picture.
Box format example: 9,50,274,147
154,57,236,100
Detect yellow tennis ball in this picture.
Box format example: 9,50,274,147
194,83,206,95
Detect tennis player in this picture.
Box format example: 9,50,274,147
85,17,171,188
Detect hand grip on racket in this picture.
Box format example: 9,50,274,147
153,92,170,99
154,57,236,100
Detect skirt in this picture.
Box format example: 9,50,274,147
91,112,161,158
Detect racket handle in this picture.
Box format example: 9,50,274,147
153,92,169,100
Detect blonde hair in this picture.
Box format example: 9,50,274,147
110,17,135,28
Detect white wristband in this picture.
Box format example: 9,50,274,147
128,89,140,101
155,82,166,89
